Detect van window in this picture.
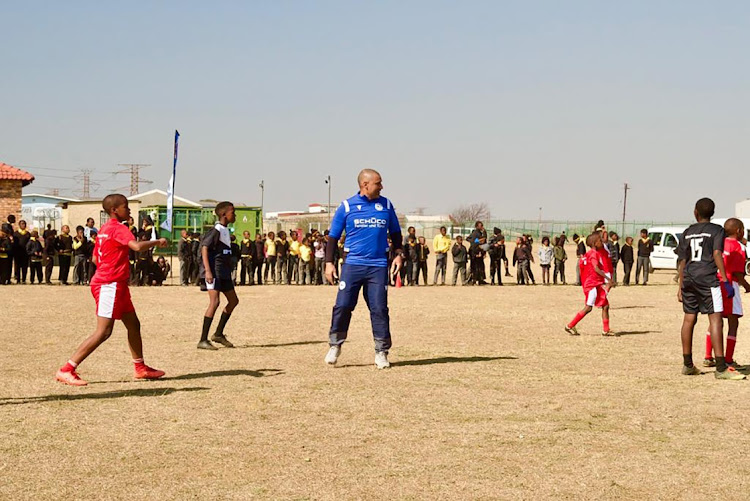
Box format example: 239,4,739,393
649,232,663,246
664,233,678,248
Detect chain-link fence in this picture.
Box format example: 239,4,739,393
411,220,690,241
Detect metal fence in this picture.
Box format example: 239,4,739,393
412,220,691,241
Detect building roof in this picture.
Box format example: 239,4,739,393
129,189,201,207
22,193,81,203
0,163,35,186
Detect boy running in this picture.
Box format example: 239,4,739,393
198,202,240,350
565,232,615,336
56,194,168,386
703,218,750,369
677,198,744,379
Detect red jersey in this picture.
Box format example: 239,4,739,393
90,218,135,284
581,248,605,289
719,238,745,282
597,246,613,274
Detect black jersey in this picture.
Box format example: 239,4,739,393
677,222,725,287
200,225,233,280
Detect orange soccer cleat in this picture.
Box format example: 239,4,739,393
56,369,88,387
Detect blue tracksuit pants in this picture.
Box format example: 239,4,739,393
329,264,392,352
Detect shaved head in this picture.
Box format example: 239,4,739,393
357,168,381,187
357,168,384,200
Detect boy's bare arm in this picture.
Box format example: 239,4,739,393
734,272,750,292
201,246,212,281
677,259,685,302
128,238,168,252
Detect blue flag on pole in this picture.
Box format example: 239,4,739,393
161,130,180,232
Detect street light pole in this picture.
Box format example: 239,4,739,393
325,175,331,228
259,180,265,234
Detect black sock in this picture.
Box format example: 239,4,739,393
683,354,693,367
201,316,213,342
214,311,232,337
716,356,727,372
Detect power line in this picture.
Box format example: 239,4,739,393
116,164,152,196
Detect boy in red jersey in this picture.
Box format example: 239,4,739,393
703,218,750,368
56,194,169,386
565,232,615,336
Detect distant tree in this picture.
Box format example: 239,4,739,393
450,203,491,226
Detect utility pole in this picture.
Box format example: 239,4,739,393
622,183,630,236
116,164,152,196
81,169,91,199
538,207,542,239
259,180,265,233
325,175,331,228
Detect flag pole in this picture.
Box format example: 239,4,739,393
162,130,179,284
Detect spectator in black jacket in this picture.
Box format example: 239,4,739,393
621,236,635,285
178,230,191,286
608,231,621,284
253,232,265,285
26,230,44,284
573,233,586,285
636,229,653,285
451,235,468,286
468,221,488,285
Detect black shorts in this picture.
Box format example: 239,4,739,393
682,279,723,315
199,277,235,292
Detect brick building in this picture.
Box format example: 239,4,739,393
0,162,35,222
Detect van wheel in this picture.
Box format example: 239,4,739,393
746,261,750,276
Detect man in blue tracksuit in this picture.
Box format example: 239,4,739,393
324,169,404,369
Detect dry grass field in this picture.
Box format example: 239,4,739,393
3,256,750,500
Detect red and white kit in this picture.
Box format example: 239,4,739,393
720,238,745,318
581,248,608,308
90,218,136,319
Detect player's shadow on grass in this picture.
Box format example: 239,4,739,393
0,387,208,406
340,356,516,368
236,340,327,349
616,330,658,336
165,369,284,381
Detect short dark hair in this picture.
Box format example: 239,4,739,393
572,233,579,240
586,232,600,247
640,228,648,234
542,236,550,245
695,197,715,219
215,201,234,217
102,194,127,214
76,225,84,232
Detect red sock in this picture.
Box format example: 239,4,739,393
60,360,77,373
568,311,586,328
132,358,146,371
603,318,610,332
726,335,737,364
705,333,713,359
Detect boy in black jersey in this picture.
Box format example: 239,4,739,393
198,202,240,350
677,198,744,380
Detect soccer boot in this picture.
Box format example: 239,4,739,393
375,351,390,369
715,367,746,380
56,369,88,386
210,334,234,348
681,365,701,376
134,365,166,380
325,345,341,366
197,340,218,351
601,330,619,337
702,358,716,368
565,326,580,336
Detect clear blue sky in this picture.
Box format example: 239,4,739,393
2,1,748,220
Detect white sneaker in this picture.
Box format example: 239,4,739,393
375,351,390,369
325,345,341,365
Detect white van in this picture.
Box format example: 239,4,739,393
646,226,687,270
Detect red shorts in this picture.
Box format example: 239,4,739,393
584,285,609,308
723,282,743,318
91,281,135,319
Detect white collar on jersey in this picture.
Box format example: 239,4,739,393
215,223,231,247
